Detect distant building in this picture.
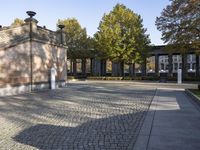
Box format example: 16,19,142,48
67,45,200,78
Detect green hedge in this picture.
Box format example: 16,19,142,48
68,75,200,81
87,76,123,80
87,76,159,81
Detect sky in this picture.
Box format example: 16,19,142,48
0,0,171,45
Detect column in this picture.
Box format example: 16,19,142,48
100,60,106,76
129,63,135,77
196,54,200,77
141,58,147,76
81,58,86,76
72,59,77,76
155,54,159,77
112,62,118,76
181,53,187,79
168,54,173,77
119,61,124,76
90,58,93,76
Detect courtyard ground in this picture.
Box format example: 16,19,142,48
0,81,200,150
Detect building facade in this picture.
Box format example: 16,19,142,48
67,46,200,79
0,12,67,96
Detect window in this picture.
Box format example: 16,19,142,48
106,60,112,73
124,64,129,73
135,63,141,73
86,59,91,73
147,56,155,73
76,59,82,73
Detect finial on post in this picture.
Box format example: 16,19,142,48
26,11,36,18
58,24,65,30
24,11,38,24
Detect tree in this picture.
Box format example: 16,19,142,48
155,0,200,50
58,18,93,59
11,18,24,26
94,4,150,76
57,18,94,75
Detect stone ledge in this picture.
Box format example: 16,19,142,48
185,89,200,106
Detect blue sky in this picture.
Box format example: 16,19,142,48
0,0,170,45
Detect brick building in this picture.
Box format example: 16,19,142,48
0,11,67,96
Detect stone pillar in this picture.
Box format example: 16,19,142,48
129,63,135,77
94,59,101,76
112,62,118,76
182,54,187,79
100,60,106,76
168,54,173,77
90,58,93,76
196,54,200,77
141,58,147,76
69,59,73,75
155,54,159,77
81,58,86,76
118,62,124,76
72,59,77,76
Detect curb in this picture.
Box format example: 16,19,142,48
185,89,200,106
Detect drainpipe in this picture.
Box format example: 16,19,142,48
25,11,38,91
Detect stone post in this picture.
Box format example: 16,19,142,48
24,11,38,91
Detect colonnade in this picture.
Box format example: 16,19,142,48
67,53,200,78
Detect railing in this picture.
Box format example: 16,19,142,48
34,26,61,44
0,25,29,47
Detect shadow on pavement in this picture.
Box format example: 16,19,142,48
13,112,146,150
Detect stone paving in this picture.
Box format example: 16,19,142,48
0,83,155,150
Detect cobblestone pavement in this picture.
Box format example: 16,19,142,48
0,83,155,150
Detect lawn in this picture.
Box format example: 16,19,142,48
189,89,200,99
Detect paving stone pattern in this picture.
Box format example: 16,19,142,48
0,83,155,150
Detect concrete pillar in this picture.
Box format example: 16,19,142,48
141,58,147,76
112,62,118,76
129,63,135,77
81,58,86,76
94,59,101,76
168,54,173,77
100,60,106,76
119,62,124,76
69,59,73,75
72,59,77,76
182,54,187,79
90,58,93,75
155,54,159,77
196,54,200,77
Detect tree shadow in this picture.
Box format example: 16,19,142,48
13,111,146,150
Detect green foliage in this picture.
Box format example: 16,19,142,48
156,0,200,51
11,18,24,26
57,18,94,59
94,4,150,64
